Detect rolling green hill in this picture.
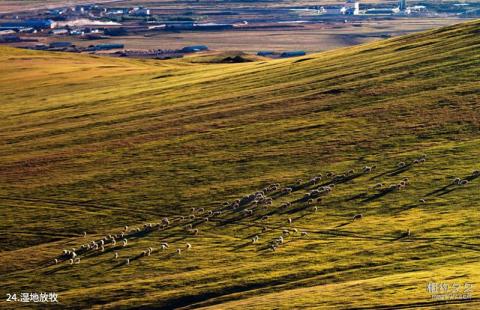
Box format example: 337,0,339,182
0,19,479,309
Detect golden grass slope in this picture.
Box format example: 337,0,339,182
0,20,479,309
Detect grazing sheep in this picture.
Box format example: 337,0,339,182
288,218,293,225
353,214,363,221
74,258,80,264
203,217,209,222
191,207,196,213
373,183,384,189
192,229,199,235
189,214,196,219
307,199,314,205
122,239,128,247
100,240,104,246
453,177,461,185
176,249,182,255
160,244,168,251
185,224,193,230
71,252,77,259
313,206,318,212
283,187,293,194
262,226,268,232
419,158,426,163
126,258,130,265
397,162,406,168
186,243,192,250
160,242,169,249
419,199,426,204
112,239,116,246
252,235,259,243
296,179,303,185
326,172,335,177
280,202,291,209
277,236,284,244
406,229,411,237
282,229,290,235
114,252,119,259
292,228,299,234
197,208,205,213
244,209,254,216
68,259,74,265
301,231,308,236
413,159,420,164
460,180,469,185
83,231,87,238
363,166,372,173
124,225,128,232
271,244,277,252
261,215,269,221
100,245,105,252
54,259,58,265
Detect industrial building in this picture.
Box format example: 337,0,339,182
0,19,56,30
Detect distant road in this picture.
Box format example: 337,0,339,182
0,0,125,14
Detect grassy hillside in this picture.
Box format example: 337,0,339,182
0,19,479,309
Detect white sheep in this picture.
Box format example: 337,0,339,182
186,243,192,250
353,214,363,221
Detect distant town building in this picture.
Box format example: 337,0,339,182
341,2,360,15
0,19,56,30
130,7,151,16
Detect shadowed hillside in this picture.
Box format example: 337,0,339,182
0,20,479,309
